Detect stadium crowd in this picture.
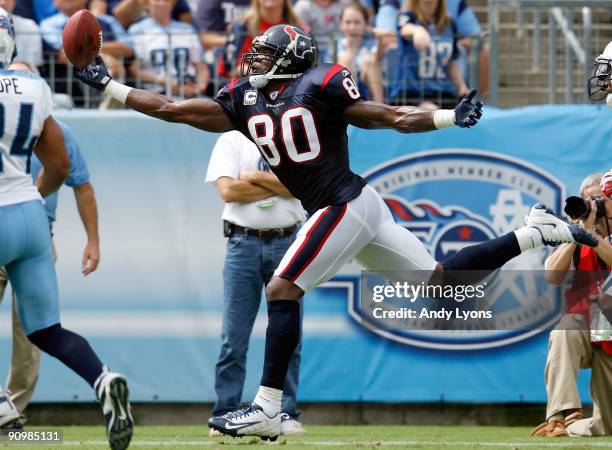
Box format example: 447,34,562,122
7,0,486,108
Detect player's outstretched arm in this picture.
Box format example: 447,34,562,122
343,89,483,132
74,56,233,132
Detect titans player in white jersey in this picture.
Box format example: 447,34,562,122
589,41,612,107
0,10,133,450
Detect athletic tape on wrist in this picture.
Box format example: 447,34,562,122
433,109,456,129
104,80,132,104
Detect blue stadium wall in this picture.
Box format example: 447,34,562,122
0,105,610,403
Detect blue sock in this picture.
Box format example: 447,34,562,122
261,300,301,390
441,232,521,282
28,324,104,387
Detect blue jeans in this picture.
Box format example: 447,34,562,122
213,231,302,418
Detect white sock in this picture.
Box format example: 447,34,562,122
514,226,543,252
254,386,282,417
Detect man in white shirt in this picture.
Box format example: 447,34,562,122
206,131,306,437
2,0,42,68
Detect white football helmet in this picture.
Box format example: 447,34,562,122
588,41,612,107
0,8,16,69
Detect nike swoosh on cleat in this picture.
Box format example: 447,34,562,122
224,422,259,430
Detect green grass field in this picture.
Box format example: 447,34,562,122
4,426,611,449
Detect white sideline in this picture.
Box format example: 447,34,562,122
60,439,612,447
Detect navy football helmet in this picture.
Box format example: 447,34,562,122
241,24,317,88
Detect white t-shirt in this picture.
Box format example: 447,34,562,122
206,131,305,229
13,15,43,68
0,70,52,207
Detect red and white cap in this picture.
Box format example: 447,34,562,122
601,170,612,198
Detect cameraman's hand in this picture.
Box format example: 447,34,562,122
580,199,598,233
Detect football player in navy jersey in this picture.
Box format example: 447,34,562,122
75,24,598,440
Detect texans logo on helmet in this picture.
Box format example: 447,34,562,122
283,25,315,60
346,149,567,350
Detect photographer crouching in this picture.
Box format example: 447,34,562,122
531,172,612,437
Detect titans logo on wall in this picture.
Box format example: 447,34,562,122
350,149,566,350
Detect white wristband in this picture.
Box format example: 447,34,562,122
433,109,456,129
104,80,132,104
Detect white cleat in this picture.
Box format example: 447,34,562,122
525,204,598,247
208,403,281,441
0,390,19,428
95,372,134,450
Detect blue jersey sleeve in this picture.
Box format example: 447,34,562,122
58,122,90,188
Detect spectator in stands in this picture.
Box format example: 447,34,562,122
532,173,612,438
128,0,209,98
25,0,57,23
391,0,469,109
39,0,133,102
376,0,486,91
2,0,43,68
195,0,250,50
293,0,341,63
107,0,193,29
445,0,487,93
221,0,302,79
336,2,385,101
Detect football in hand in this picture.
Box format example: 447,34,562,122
62,9,102,69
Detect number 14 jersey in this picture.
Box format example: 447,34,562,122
215,63,366,215
0,70,52,207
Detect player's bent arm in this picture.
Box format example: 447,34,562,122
343,100,436,133
216,177,276,203
34,116,70,197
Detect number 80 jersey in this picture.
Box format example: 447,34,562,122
0,70,53,207
215,63,366,215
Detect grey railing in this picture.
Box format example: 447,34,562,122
488,0,612,106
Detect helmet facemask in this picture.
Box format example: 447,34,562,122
0,11,16,69
240,38,287,77
241,35,302,88
588,55,612,102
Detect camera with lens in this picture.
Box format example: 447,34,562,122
564,195,607,220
